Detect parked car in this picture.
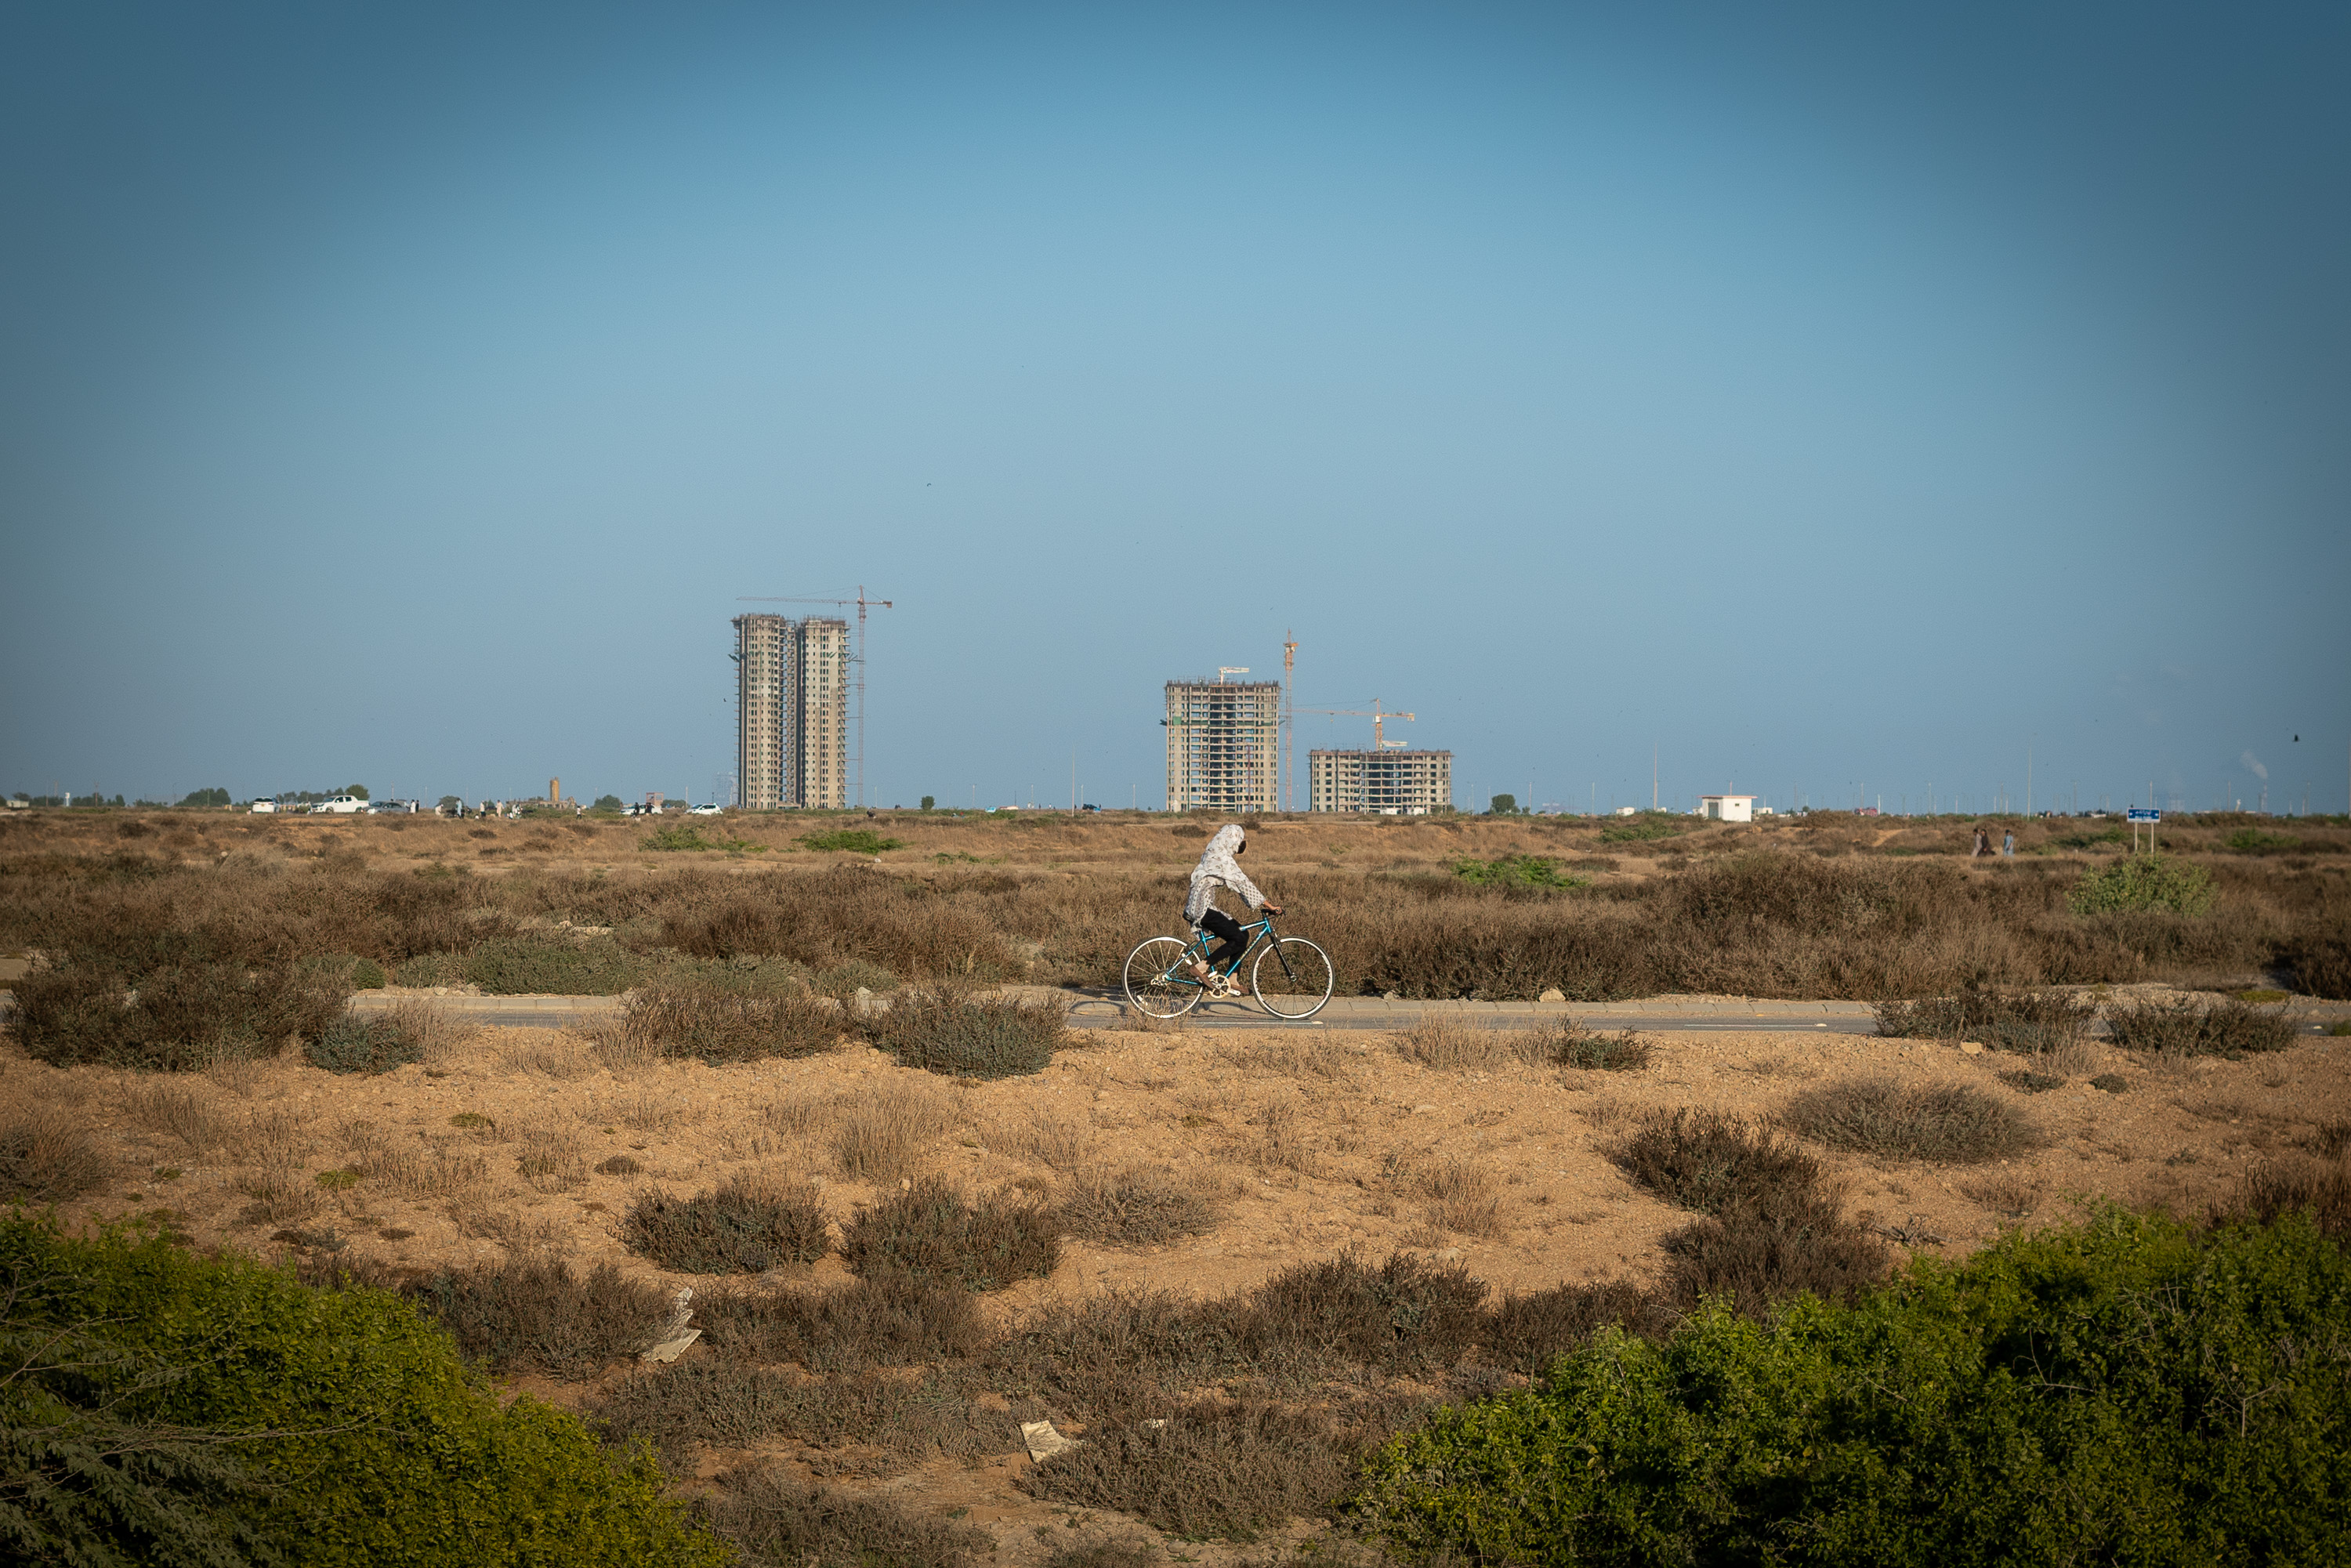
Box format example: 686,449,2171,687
688,802,723,816
248,800,277,813
311,795,368,815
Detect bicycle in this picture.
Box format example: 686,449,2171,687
1121,911,1335,1021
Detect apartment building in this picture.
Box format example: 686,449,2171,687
734,614,850,809
1308,748,1454,814
1164,678,1281,813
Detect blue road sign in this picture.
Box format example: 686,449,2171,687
2127,807,2161,822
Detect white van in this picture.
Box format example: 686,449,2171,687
248,800,277,813
311,795,368,815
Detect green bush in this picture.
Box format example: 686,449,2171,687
0,1215,728,1567
1598,814,1689,845
798,828,904,855
463,937,641,995
304,1014,424,1074
2225,827,2299,854
640,822,764,853
1451,855,1586,890
2067,856,2218,916
1354,1208,2351,1566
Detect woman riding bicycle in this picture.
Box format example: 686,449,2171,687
1184,824,1281,995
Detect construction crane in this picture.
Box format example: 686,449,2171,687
736,585,893,808
1292,698,1417,750
1281,632,1298,813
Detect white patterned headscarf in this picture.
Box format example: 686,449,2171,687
1185,823,1266,923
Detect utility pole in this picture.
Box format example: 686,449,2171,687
1281,631,1298,813
1652,745,1657,812
2027,740,2033,817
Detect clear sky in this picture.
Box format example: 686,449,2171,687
3,2,2345,815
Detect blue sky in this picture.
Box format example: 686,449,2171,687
2,2,2346,814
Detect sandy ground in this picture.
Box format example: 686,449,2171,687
13,1007,2351,1561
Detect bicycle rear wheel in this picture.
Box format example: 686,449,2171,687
1252,936,1335,1019
1123,936,1204,1019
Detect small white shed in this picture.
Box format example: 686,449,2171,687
1699,794,1756,823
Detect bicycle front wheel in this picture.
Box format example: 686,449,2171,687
1252,936,1334,1019
1123,936,1204,1019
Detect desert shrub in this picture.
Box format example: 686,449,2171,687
2106,996,2299,1057
303,1013,423,1074
0,1214,726,1567
1480,1280,1671,1375
1598,815,1689,844
1872,986,2096,1053
810,958,899,998
1657,1203,1893,1317
641,822,766,853
9,961,343,1071
2218,1158,2351,1241
2067,856,2217,916
1451,855,1585,890
1041,1537,1161,1568
799,828,904,855
623,1175,831,1273
1026,1394,1421,1541
1059,1169,1219,1246
1541,1022,1653,1070
1610,1109,1826,1220
1354,1208,2351,1568
0,1106,109,1203
308,1252,672,1379
463,936,641,995
697,1272,987,1370
866,988,1067,1079
2298,936,2351,1000
2001,1068,2066,1093
1239,1251,1487,1376
596,1153,643,1175
2226,827,2300,854
1784,1076,2041,1164
700,1461,991,1568
621,975,846,1064
840,1176,1060,1291
591,1360,1000,1476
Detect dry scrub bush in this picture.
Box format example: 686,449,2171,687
1058,1168,1219,1246
307,1251,672,1378
698,1461,993,1568
1611,1110,1825,1220
2107,996,2299,1059
621,976,847,1065
1480,1280,1672,1375
1784,1077,2043,1164
831,1077,955,1182
1874,987,2096,1052
592,1360,1003,1476
696,1272,987,1370
1961,1173,2046,1217
456,1207,568,1252
867,987,1068,1079
0,1106,109,1203
624,1175,831,1273
1041,1537,1161,1568
1541,1023,1654,1071
303,1014,422,1075
234,1161,324,1226
494,1032,600,1080
600,1088,680,1135
345,1128,493,1204
10,961,343,1072
840,1175,1060,1291
1411,1156,1505,1239
2215,1157,2351,1241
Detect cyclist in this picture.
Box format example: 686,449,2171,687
1184,824,1280,995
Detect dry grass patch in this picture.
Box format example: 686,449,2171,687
840,1175,1060,1291
1058,1168,1219,1246
621,976,849,1065
696,1271,987,1370
1411,1155,1505,1239
1214,1037,1354,1080
308,1251,673,1378
345,1128,494,1204
831,1076,955,1182
455,1206,567,1252
0,1105,110,1204
624,1173,831,1273
1960,1172,2046,1218
1784,1077,2043,1164
1393,1015,1519,1072
1250,1093,1318,1176
121,1078,230,1152
516,1128,587,1193
494,1032,600,1080
995,1105,1094,1172
2215,1157,2351,1240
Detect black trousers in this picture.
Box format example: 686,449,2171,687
1197,908,1248,969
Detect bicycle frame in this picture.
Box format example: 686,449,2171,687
1168,914,1284,988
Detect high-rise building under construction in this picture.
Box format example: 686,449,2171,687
1164,677,1281,813
1308,748,1454,814
734,614,849,809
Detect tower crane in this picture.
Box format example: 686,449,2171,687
736,585,893,808
1292,698,1416,749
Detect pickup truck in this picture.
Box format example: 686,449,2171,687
311,795,368,815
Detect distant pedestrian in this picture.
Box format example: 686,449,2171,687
2002,829,2016,857
1972,826,1991,858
